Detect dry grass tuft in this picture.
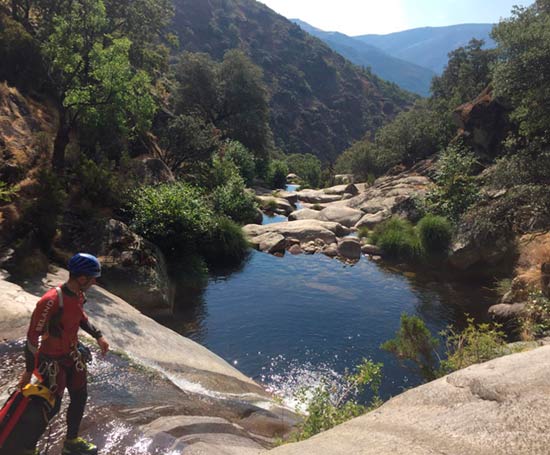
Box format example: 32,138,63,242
515,233,550,289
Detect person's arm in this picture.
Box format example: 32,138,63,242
80,312,109,356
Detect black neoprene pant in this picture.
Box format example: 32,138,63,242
49,385,88,439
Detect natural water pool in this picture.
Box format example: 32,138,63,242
158,251,496,403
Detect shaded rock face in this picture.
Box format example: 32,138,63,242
337,237,361,261
98,219,174,313
132,157,175,185
542,263,550,298
257,196,294,216
454,86,510,161
488,302,527,321
448,236,513,271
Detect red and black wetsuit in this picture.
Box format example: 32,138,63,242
24,284,102,440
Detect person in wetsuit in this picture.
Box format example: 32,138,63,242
18,253,110,455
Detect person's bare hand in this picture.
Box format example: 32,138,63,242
17,371,32,390
97,336,109,356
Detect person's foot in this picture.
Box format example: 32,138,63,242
62,437,98,455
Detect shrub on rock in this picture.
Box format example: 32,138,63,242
417,214,453,255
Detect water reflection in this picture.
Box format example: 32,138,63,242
161,251,497,402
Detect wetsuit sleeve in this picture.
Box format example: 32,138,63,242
25,295,60,372
79,318,103,339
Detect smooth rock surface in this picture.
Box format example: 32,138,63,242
244,220,349,246
337,237,361,261
266,346,550,455
288,208,321,222
323,183,359,196
319,206,364,228
250,232,286,254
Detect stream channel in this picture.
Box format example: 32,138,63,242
156,184,498,406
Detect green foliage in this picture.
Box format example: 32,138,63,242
0,181,18,203
211,173,258,224
199,215,249,265
264,199,278,212
129,182,213,257
374,100,451,171
424,142,479,222
68,155,123,208
334,141,378,182
439,318,507,373
369,218,422,260
267,159,289,189
492,2,550,139
521,291,550,339
417,215,453,255
286,153,322,188
174,49,273,160
291,358,383,441
431,39,495,110
381,314,440,381
221,140,256,185
17,168,67,250
0,13,44,91
159,114,220,173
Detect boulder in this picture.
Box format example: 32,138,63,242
334,174,354,184
323,183,359,196
337,237,361,261
274,190,299,205
319,206,364,228
98,219,174,313
288,208,321,222
355,211,391,229
288,244,303,255
256,196,293,216
361,243,382,256
488,303,527,320
244,220,349,247
295,189,342,204
249,232,286,254
286,173,299,182
267,345,550,455
322,244,338,257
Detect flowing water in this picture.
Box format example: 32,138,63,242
158,251,496,405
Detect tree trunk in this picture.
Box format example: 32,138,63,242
52,109,70,174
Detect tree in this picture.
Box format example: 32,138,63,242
431,39,496,108
43,0,156,172
492,1,550,139
286,153,322,188
174,50,274,162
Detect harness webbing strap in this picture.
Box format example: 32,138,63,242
55,287,63,311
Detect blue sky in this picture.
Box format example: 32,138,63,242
257,0,535,35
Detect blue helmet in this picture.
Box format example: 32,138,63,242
68,253,101,278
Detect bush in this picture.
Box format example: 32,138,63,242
286,153,321,188
334,141,379,181
439,318,507,374
520,291,550,340
291,358,383,441
222,140,256,185
211,178,258,224
381,314,439,381
130,182,213,257
267,159,289,189
417,215,453,255
16,169,66,251
370,218,422,259
199,216,249,265
424,142,479,222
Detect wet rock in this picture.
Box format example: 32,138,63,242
323,183,359,196
250,232,286,254
338,237,361,261
319,206,364,228
288,208,321,222
355,210,391,229
98,219,174,312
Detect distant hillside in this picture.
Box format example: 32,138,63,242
293,19,435,97
356,24,495,74
170,0,415,162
